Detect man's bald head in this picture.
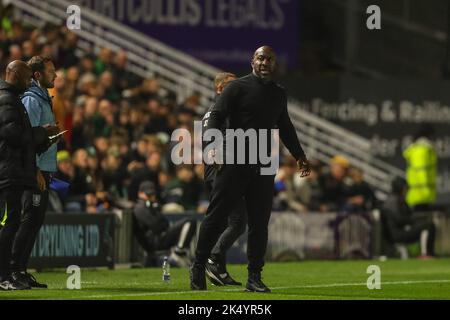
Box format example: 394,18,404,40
5,60,32,93
251,46,277,80
253,46,276,58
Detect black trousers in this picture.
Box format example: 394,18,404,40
134,217,197,254
391,219,436,256
0,186,24,279
195,165,275,273
11,172,50,272
158,218,197,250
205,180,247,265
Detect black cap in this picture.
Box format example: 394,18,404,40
138,181,156,196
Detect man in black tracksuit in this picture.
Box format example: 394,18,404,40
133,181,197,267
203,72,246,286
0,60,59,290
11,56,58,289
190,46,311,292
382,177,436,258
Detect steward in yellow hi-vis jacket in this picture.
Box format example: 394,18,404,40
403,125,437,209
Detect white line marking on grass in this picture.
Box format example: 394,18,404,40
71,279,450,299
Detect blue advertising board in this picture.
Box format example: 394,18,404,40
29,214,115,270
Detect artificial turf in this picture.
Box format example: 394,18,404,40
1,259,449,300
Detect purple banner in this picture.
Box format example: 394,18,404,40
76,0,299,71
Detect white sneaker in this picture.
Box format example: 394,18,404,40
169,250,191,268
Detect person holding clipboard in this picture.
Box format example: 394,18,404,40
10,56,62,289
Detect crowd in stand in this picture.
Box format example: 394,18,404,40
0,20,377,215
274,155,377,214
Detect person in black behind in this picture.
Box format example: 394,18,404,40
0,60,59,290
381,177,436,258
343,167,377,213
190,46,311,292
203,72,244,286
133,181,197,267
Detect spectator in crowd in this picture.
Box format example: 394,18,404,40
101,147,127,201
111,50,141,91
344,167,377,213
58,28,79,68
99,70,120,102
162,165,203,213
21,40,35,61
138,78,161,103
79,54,96,75
8,44,22,62
94,47,113,75
274,157,325,213
54,150,74,183
95,99,114,137
51,150,74,211
10,55,59,289
381,177,436,259
274,156,309,213
65,66,80,100
71,96,98,149
132,181,197,267
319,155,351,212
144,98,172,135
0,4,14,39
296,159,324,212
48,69,70,131
128,151,162,202
1,21,339,220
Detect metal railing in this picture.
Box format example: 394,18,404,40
288,100,404,197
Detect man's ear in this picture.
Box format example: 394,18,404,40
33,71,40,80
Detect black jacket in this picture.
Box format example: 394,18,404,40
382,194,413,229
133,199,169,236
202,95,229,182
0,79,49,190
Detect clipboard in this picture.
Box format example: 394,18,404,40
49,130,68,140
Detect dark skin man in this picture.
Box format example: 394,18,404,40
0,60,58,290
5,60,33,94
191,46,310,292
251,46,310,177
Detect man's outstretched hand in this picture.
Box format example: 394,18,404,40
297,158,311,178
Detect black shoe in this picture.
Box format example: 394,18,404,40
13,272,47,289
190,264,206,290
0,276,30,290
206,259,241,286
246,272,271,293
222,274,242,286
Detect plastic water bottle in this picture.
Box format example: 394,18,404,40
162,256,171,283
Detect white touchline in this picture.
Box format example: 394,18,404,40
67,279,450,299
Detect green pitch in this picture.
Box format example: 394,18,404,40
1,259,450,300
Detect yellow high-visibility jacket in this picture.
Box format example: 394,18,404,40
403,138,437,207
